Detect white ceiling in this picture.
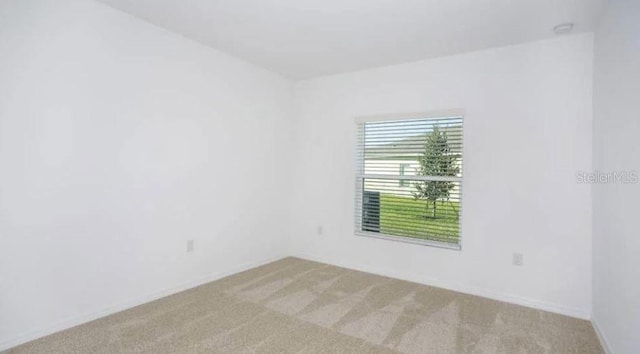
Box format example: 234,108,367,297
97,0,605,80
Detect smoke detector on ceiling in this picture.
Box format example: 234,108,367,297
553,23,574,35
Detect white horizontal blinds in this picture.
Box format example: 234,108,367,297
355,115,463,246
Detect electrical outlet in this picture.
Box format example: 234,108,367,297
187,240,194,253
512,253,523,266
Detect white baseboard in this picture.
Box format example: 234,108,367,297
0,254,287,352
592,317,613,354
292,252,591,320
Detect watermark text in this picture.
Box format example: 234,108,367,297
576,170,639,184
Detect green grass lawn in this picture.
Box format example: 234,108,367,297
378,194,460,244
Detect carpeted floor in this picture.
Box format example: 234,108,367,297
7,257,603,353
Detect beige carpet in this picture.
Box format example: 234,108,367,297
7,257,603,353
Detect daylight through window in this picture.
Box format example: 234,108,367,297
355,114,463,248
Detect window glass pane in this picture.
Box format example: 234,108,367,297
363,118,462,177
360,178,461,243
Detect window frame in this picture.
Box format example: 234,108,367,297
354,110,465,250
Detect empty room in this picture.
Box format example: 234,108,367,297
1,0,638,353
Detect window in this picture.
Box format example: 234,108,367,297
355,112,463,249
398,163,410,187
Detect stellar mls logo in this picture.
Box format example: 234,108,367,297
576,170,639,184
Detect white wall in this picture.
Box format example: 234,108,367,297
0,0,292,349
592,1,640,353
289,34,594,319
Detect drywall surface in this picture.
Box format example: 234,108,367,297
0,0,292,349
289,34,594,319
592,1,640,353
